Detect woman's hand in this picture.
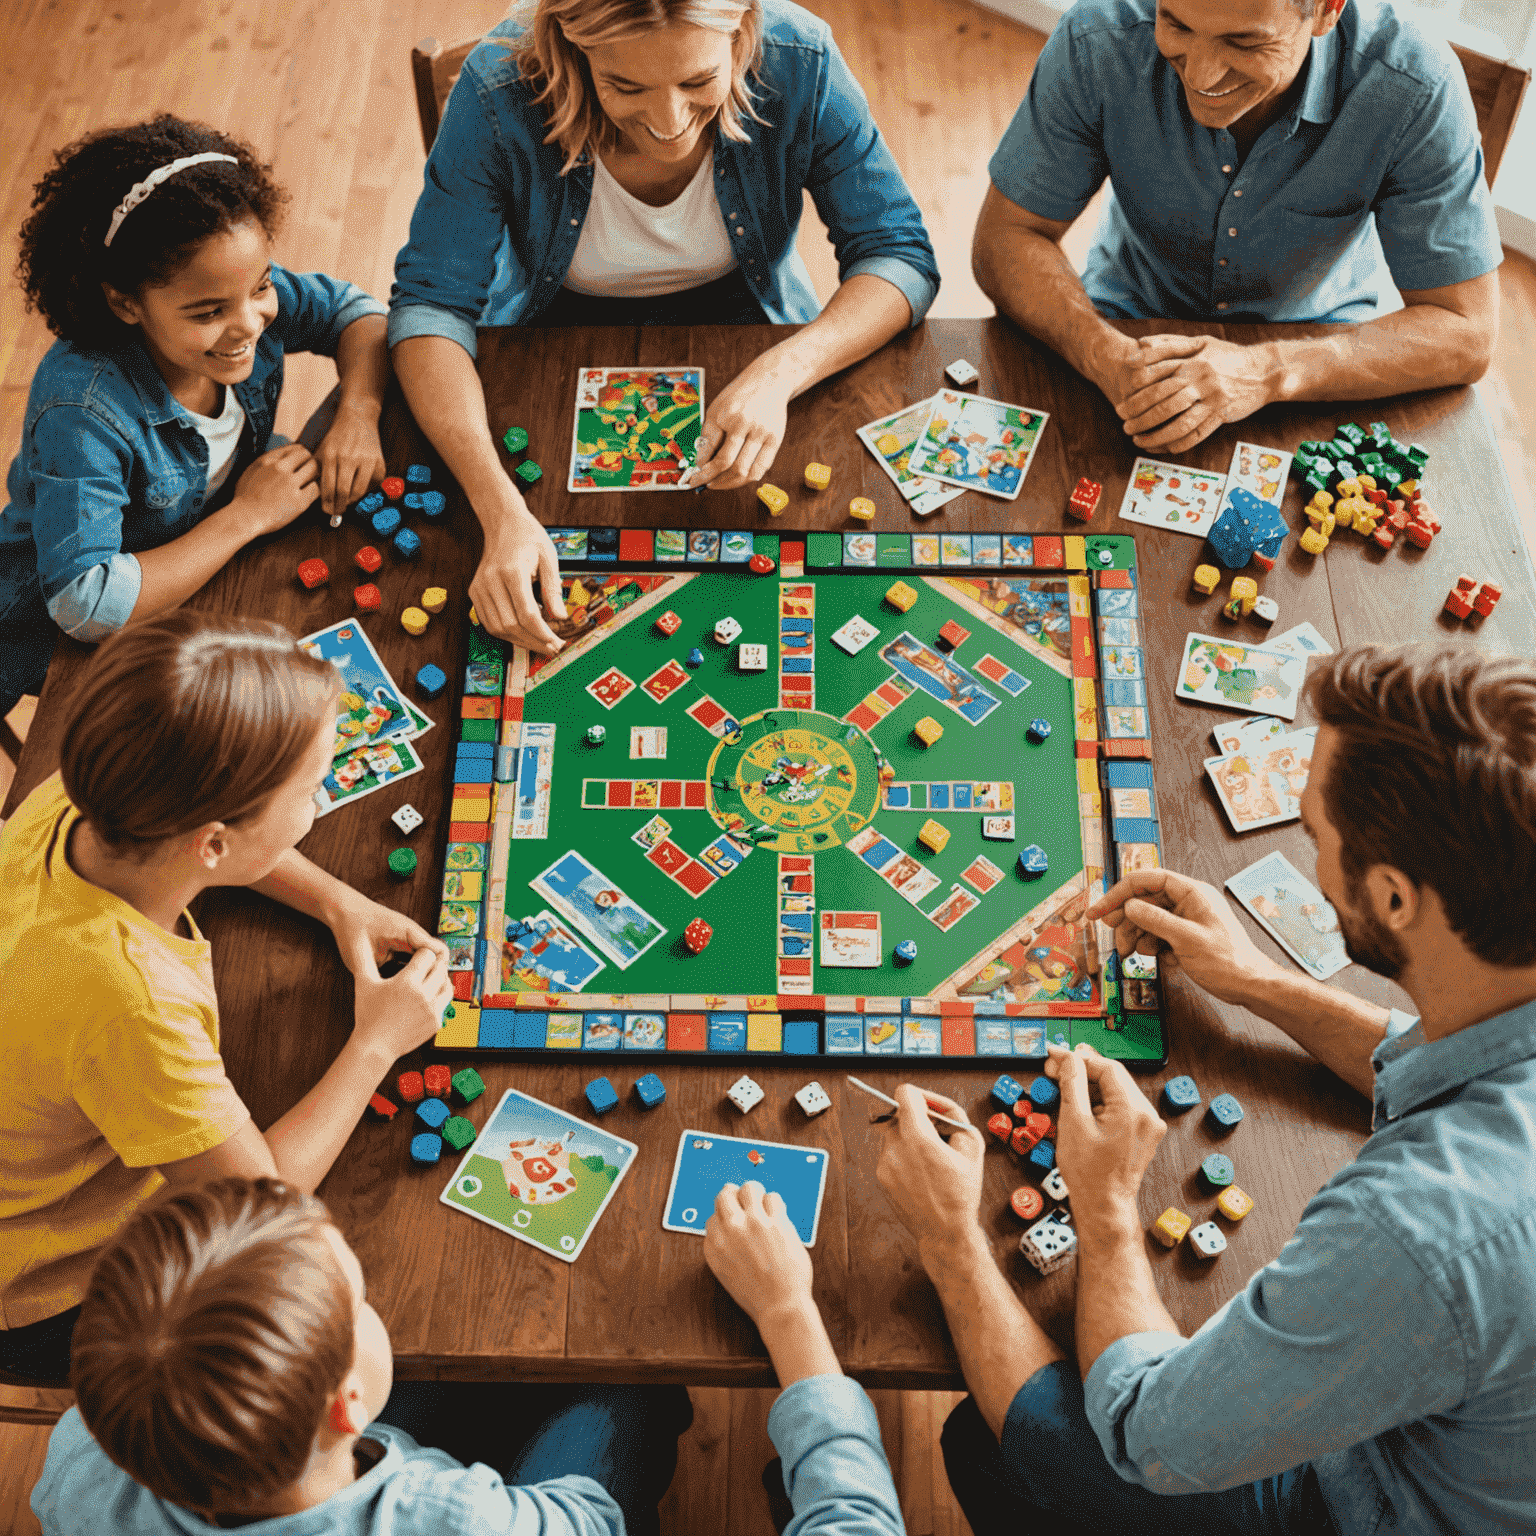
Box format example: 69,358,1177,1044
471,505,569,653
689,361,793,491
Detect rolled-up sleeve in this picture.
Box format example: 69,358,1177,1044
267,264,386,359
1082,1194,1465,1494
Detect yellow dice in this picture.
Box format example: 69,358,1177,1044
917,818,951,854
804,462,832,491
1300,526,1330,555
913,715,944,747
401,606,429,635
885,580,918,613
1192,564,1220,595
1153,1208,1191,1248
1228,577,1258,615
848,496,876,521
1217,1186,1254,1222
757,484,789,515
420,586,448,614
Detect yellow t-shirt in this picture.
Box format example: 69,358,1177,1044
0,775,250,1327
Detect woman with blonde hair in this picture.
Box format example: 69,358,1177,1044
390,0,938,655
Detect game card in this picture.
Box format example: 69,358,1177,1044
585,667,635,709
300,619,415,760
830,615,880,655
1223,441,1293,506
315,735,424,816
1204,727,1315,832
641,659,689,703
441,1089,638,1262
960,855,1005,894
907,389,1049,501
1264,621,1334,660
819,911,882,966
663,1131,829,1246
568,366,704,492
631,814,672,851
880,632,1001,724
1176,634,1307,720
629,725,667,759
928,884,981,931
530,851,667,969
1211,714,1287,757
1226,851,1351,980
1116,457,1227,537
855,398,967,516
501,911,606,993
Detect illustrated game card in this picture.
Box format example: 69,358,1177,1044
1211,714,1287,757
641,659,689,703
315,735,424,815
855,398,967,516
906,389,1049,501
1222,441,1293,506
530,851,667,969
663,1130,829,1245
1204,727,1316,832
928,884,981,931
1226,851,1351,980
1176,634,1307,720
1264,621,1334,660
831,615,880,655
568,366,703,492
501,910,607,994
1116,458,1227,537
442,1089,638,1262
819,910,882,967
300,619,415,760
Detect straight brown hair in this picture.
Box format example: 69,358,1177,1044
1308,642,1536,967
58,611,339,855
71,1178,355,1517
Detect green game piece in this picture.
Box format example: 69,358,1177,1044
442,1115,477,1151
1367,420,1394,448
388,847,417,878
502,426,529,453
451,1067,485,1104
586,724,607,746
876,533,912,567
1335,422,1365,449
806,532,843,568
515,460,543,485
461,718,497,743
1405,444,1429,470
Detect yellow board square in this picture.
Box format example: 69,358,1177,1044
747,1013,783,1052
433,1001,481,1050
451,796,492,823
1063,535,1087,570
442,870,483,902
546,1014,583,1048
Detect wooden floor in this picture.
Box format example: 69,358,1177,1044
1,0,1533,1528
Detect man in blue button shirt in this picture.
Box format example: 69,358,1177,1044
972,0,1503,455
877,642,1536,1535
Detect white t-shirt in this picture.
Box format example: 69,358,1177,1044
186,385,245,495
564,151,737,298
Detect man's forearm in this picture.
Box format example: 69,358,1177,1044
920,1227,1064,1439
1074,1206,1180,1378
1233,967,1389,1099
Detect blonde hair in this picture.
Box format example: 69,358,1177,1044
506,0,766,174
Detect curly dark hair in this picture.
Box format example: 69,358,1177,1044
16,114,288,351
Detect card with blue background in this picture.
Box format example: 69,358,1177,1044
663,1130,829,1246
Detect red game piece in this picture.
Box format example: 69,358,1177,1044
1010,1186,1045,1222
987,1112,1014,1142
1010,1123,1042,1156
366,1092,397,1121
354,583,382,611
936,619,970,653
1444,575,1477,619
1364,487,1390,507
654,610,682,637
1404,520,1436,549
1472,580,1502,617
1066,476,1101,522
397,1070,425,1104
1372,526,1396,550
683,917,712,954
381,476,405,499
423,1064,452,1099
1250,550,1277,573
748,552,776,574
297,558,329,588
355,545,383,573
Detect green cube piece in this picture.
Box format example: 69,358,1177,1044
806,531,843,568
388,847,417,878
451,1067,485,1104
1368,420,1393,446
1335,422,1366,448
502,426,529,454
1359,452,1384,470
1303,468,1330,494
1405,444,1429,469
876,533,912,567
442,1115,477,1152
515,460,543,485
461,718,497,742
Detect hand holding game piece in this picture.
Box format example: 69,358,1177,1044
1045,1042,1165,1222
471,507,568,654
313,398,388,522
874,1085,987,1260
324,889,447,977
350,943,455,1061
231,443,321,535
689,363,792,490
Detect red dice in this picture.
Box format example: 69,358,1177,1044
748,552,776,574
424,1064,452,1099
381,476,405,500
987,1112,1015,1142
366,1092,398,1120
1066,475,1102,522
1473,580,1502,617
397,1070,425,1104
297,558,329,588
684,917,712,954
355,545,383,573
1010,1186,1044,1221
1444,575,1477,619
654,610,682,637
936,619,970,653
1010,1124,1041,1156
354,583,382,611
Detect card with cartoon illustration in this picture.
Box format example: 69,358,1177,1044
1116,458,1227,536
1176,634,1307,720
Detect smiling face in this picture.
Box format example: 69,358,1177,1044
1154,0,1333,132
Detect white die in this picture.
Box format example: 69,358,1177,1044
726,1074,764,1114
1189,1221,1228,1259
714,616,743,645
944,358,979,388
391,803,424,835
1019,1216,1077,1275
738,642,768,672
1041,1167,1069,1203
1252,595,1280,625
794,1081,831,1117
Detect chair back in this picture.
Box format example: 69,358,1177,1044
1449,41,1531,187
411,36,484,155
0,1366,73,1427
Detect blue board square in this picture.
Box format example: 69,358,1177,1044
953,784,973,809
825,1017,863,1054
1104,760,1155,789
708,1013,747,1051
781,656,814,673
782,1019,820,1055
884,784,911,808
583,1012,623,1049
457,741,496,760
512,1012,548,1049
453,762,494,785
929,784,951,810
478,1011,517,1049
859,837,901,872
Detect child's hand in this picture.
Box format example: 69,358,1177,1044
704,1181,814,1328
233,444,321,534
350,944,454,1062
314,404,387,520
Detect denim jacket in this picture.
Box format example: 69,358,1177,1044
0,265,384,641
387,0,939,354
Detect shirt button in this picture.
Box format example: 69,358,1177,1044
1228,227,1238,237
1222,164,1232,173
735,226,745,236
1219,258,1228,267
1216,301,1229,310
1233,188,1243,198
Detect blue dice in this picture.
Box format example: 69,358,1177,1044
1208,1093,1245,1130
1026,718,1052,743
416,663,447,699
1162,1075,1201,1112
421,490,447,517
409,1133,442,1165
894,938,918,965
357,490,384,515
685,647,704,668
1201,1152,1235,1189
992,1074,1025,1108
1017,844,1049,879
1027,1139,1056,1174
394,528,421,558
403,492,424,510
372,506,402,537
406,463,431,485
634,1072,666,1109
585,1077,619,1115
1028,1076,1060,1112
416,1097,450,1130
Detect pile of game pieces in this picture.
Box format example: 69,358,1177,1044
1293,422,1439,558
1151,1074,1253,1258
367,1054,486,1168
989,1072,1076,1274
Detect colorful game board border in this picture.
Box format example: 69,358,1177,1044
433,528,1167,1067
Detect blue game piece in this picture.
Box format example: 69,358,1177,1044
371,507,401,537
1028,1076,1060,1112
1201,1152,1235,1189
585,1077,619,1116
634,1072,667,1109
685,647,704,668
894,938,918,965
1017,844,1049,879
1026,718,1052,743
992,1074,1025,1109
357,490,384,515
406,463,431,485
393,528,421,558
409,1133,442,1165
1162,1075,1201,1112
1208,1093,1245,1129
416,1097,449,1130
421,490,446,517
416,663,447,699
1208,488,1288,571
1027,1139,1056,1174
403,492,424,510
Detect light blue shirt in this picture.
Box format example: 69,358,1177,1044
988,0,1502,322
1085,1001,1536,1534
32,1374,905,1536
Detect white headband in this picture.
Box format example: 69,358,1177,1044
103,153,239,248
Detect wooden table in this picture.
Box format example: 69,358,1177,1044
10,320,1533,1387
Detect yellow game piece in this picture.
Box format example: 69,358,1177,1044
875,432,902,456
1228,577,1258,615
1396,478,1418,498
804,462,832,491
913,715,944,747
401,606,429,635
1308,489,1334,511
1355,473,1377,491
757,484,789,515
421,586,448,614
885,580,918,613
917,818,951,854
1336,478,1361,499
849,496,876,521
1153,1208,1191,1248
877,762,895,785
468,604,478,626
1305,501,1333,530
1300,526,1330,555
1192,563,1220,595
1217,1186,1254,1222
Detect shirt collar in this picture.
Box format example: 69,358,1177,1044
1296,23,1341,127
115,339,187,428
1372,995,1536,1125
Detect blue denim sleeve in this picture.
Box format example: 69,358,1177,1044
395,1468,625,1535
988,18,1110,223
801,34,939,326
1082,1191,1466,1494
265,263,386,359
1372,55,1502,292
46,556,142,640
766,1374,905,1535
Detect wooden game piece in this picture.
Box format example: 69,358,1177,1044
885,580,918,612
635,1072,666,1108
1028,1076,1060,1112
848,497,876,521
1066,476,1101,521
1222,577,1258,620
654,610,682,636
1201,1152,1235,1189
714,616,742,645
1443,575,1477,619
1252,595,1279,625
1011,1122,1042,1156
738,642,768,671
804,462,832,491
415,664,446,698
451,1067,485,1105
356,491,384,516
354,583,382,611
1026,718,1051,743
1041,1167,1069,1202
416,1097,450,1130
917,818,950,854
1473,579,1502,617
397,1070,425,1103
421,586,448,614
355,545,382,573
367,1092,397,1120
424,1064,452,1098
1208,1093,1245,1129
685,647,704,668
1017,844,1049,878
1011,1186,1044,1222
401,606,429,635
945,358,979,387
795,1081,832,1117
420,491,446,517
387,848,417,878
409,1133,442,1165
1152,1207,1191,1247
442,1116,476,1152
1016,1112,1052,1146
936,619,970,652
1217,1186,1254,1222
748,552,776,574
297,557,329,588
394,528,421,559
585,724,606,746
726,1074,764,1113
503,426,529,453
1189,1221,1227,1259
913,716,944,748
1019,1215,1076,1274
391,804,424,835
992,1074,1025,1108
684,917,712,953
757,484,789,515
1300,527,1330,555
406,464,431,485
894,938,917,964
515,460,542,485
585,1077,619,1115
1162,1075,1200,1111
988,1111,1015,1142
1191,564,1221,595
380,476,405,499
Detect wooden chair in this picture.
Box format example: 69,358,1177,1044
1449,41,1531,188
410,36,483,155
0,1366,72,1428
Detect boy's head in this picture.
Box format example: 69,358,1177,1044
71,1179,393,1519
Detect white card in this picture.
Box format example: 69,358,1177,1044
1265,621,1334,659
819,910,882,966
1204,727,1317,832
1176,634,1308,720
1223,441,1293,506
1226,851,1350,979
1117,457,1227,537
831,615,880,656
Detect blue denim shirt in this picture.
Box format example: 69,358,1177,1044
387,0,939,354
32,1375,904,1536
989,0,1502,322
1084,1001,1536,1535
0,266,383,641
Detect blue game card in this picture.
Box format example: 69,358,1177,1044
663,1131,829,1246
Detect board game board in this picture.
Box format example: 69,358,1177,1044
431,528,1168,1067
568,367,703,491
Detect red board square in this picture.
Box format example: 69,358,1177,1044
1097,569,1134,589
688,697,727,730
669,1013,707,1051
648,839,690,876
1034,535,1065,568
778,956,812,977
942,1015,976,1055
676,861,717,895
683,780,707,808
782,541,805,562
462,697,501,719
785,875,813,893
659,780,683,809
448,821,488,841
451,971,476,1000
503,696,524,722
874,680,909,707
608,781,633,808
845,702,881,731
619,529,654,562
780,856,814,873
